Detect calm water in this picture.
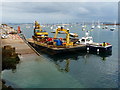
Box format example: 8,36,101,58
2,24,118,88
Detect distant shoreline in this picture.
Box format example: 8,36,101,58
103,24,120,25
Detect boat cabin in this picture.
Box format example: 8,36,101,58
76,31,93,45
77,36,93,45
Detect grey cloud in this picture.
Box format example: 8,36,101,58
2,2,118,23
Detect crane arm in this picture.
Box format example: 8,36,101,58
54,27,73,46
35,21,42,31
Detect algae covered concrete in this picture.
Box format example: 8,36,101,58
2,35,37,56
1,25,46,89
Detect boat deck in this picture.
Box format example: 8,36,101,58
27,38,112,55
28,38,86,50
27,38,87,55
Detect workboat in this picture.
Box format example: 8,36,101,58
29,21,86,55
76,31,112,53
28,21,112,55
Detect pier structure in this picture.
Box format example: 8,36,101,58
1,24,46,89
1,24,41,61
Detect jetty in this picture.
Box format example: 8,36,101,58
1,24,42,89
1,31,39,57
1,25,41,68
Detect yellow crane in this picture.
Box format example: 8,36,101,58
54,26,73,47
55,59,70,72
34,21,48,37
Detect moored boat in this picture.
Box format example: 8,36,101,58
110,28,115,31
76,31,112,53
28,21,112,55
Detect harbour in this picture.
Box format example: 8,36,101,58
1,1,119,89
24,21,112,56
1,22,118,88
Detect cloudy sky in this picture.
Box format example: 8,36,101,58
1,2,118,24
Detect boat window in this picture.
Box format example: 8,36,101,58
81,39,85,42
35,30,40,32
86,38,90,41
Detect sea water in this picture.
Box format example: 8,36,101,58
2,24,118,88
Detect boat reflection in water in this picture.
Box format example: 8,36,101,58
35,47,112,72
50,51,111,72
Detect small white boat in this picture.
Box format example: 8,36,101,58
82,28,86,31
82,25,85,28
105,26,108,29
91,21,95,29
26,26,31,28
82,24,86,31
82,25,86,28
97,25,101,28
91,25,95,29
1,34,8,39
50,26,53,29
110,27,115,31
102,26,108,29
110,21,116,31
82,22,86,28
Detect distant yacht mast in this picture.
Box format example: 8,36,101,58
91,21,95,29
97,20,101,28
82,21,86,31
110,21,116,31
114,21,116,27
82,21,85,28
